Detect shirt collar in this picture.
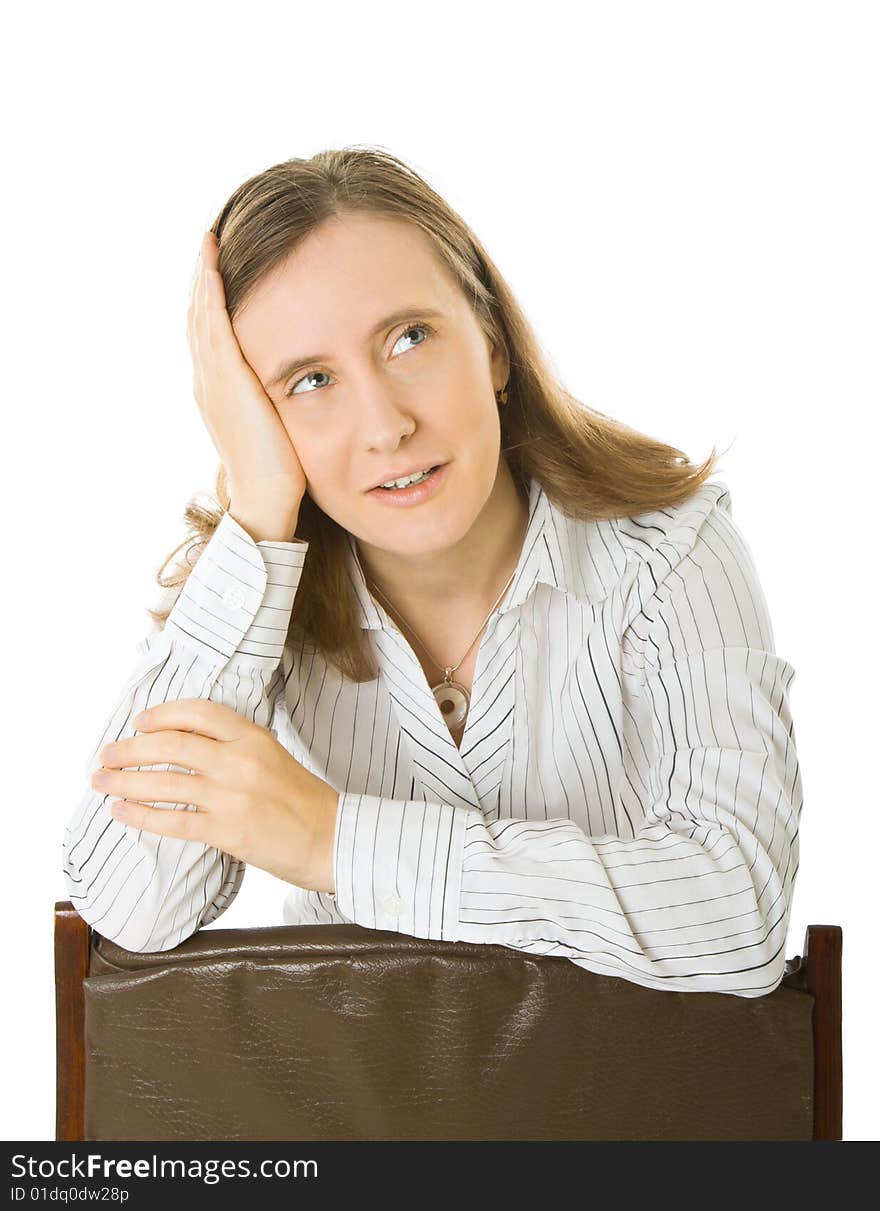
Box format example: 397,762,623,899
344,474,626,631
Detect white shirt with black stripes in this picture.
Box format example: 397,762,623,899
62,474,803,998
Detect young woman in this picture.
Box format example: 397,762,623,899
62,147,802,998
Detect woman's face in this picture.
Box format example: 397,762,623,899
231,212,509,558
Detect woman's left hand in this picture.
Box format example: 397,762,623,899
91,698,340,893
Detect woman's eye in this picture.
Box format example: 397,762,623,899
392,323,432,356
285,322,434,397
288,370,331,397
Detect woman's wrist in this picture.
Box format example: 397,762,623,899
228,501,302,543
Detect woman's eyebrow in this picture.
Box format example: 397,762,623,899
266,305,448,389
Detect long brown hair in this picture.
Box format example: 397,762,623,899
148,145,727,683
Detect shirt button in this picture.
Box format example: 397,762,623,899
223,585,245,610
382,893,403,915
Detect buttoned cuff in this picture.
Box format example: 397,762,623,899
330,791,471,942
164,509,308,669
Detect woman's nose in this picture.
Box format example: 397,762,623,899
357,384,417,446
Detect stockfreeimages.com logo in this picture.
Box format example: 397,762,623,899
10,1154,318,1186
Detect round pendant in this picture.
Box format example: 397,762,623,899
432,680,470,729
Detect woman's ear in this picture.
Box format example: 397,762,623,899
490,336,510,393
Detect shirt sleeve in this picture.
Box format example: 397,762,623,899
329,491,804,999
61,509,309,953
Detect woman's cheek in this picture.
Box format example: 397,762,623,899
291,430,348,495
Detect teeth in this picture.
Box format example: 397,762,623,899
379,466,434,490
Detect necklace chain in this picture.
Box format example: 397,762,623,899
365,567,518,679
355,552,518,738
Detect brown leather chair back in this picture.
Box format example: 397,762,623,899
54,903,842,1141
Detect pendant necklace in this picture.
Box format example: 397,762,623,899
360,564,518,734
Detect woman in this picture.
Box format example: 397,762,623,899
62,147,803,997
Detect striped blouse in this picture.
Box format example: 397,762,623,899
62,473,803,998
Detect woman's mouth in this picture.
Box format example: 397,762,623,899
366,462,450,506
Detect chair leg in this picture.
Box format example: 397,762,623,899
804,924,843,1141
54,900,90,1142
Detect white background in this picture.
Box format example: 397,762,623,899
3,0,876,1141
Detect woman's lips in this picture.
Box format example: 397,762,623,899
366,461,450,506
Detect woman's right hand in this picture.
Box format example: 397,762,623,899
187,231,307,538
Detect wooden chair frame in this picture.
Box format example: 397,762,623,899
54,901,842,1141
